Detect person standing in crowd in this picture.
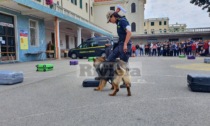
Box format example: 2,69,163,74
163,42,167,56
208,40,210,55
191,41,197,57
171,42,175,56
139,43,144,56
198,39,204,53
177,42,181,56
186,40,192,55
195,40,199,55
174,42,179,56
135,44,140,57
144,43,148,55
169,42,174,56
46,41,54,58
180,41,185,55
160,42,164,56
157,42,161,56
152,43,157,56
132,43,136,57
145,43,148,56
167,42,170,56
149,42,153,56
203,40,209,55
184,40,188,55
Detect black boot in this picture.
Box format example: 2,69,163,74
95,77,101,80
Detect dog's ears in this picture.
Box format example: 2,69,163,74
93,57,96,62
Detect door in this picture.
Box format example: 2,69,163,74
0,13,16,61
77,42,91,58
74,37,77,48
51,32,55,48
70,37,74,49
65,35,69,49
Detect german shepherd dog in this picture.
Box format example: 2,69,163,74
93,57,131,96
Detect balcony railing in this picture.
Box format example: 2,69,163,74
32,0,111,33
143,27,210,35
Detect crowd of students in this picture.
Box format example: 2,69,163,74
132,39,210,57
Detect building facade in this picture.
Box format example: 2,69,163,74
94,0,146,36
0,0,209,63
169,22,187,33
0,0,112,63
144,17,169,35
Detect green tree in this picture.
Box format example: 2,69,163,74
190,0,210,12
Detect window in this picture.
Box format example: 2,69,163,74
164,29,167,33
79,43,89,48
159,21,162,25
110,6,115,11
29,20,38,46
71,0,77,5
0,13,14,24
151,22,154,26
182,28,185,31
80,0,82,9
174,28,179,32
98,39,108,46
91,7,93,16
144,29,147,34
131,3,136,13
164,21,167,25
159,29,162,33
151,29,154,34
131,22,136,32
86,3,88,12
90,41,98,47
144,22,145,26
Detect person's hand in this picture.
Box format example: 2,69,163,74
123,44,127,53
105,44,110,47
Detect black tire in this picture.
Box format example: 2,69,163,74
71,53,77,59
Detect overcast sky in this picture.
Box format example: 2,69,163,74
144,0,210,28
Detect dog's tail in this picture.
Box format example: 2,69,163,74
116,64,126,76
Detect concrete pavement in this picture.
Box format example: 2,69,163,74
0,57,210,126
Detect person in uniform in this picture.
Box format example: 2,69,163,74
106,10,132,88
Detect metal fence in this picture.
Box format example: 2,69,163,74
144,27,210,35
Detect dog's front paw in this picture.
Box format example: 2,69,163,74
94,88,100,91
110,87,114,90
109,93,116,96
127,93,131,96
